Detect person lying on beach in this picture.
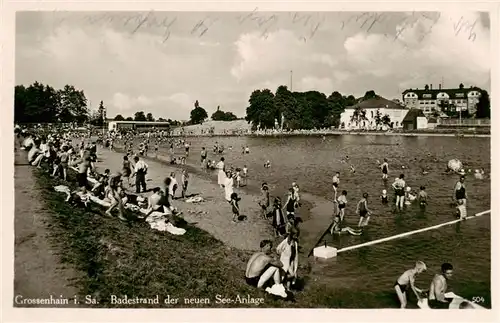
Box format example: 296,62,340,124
330,215,362,236
245,240,284,289
394,261,427,308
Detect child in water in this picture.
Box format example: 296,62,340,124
381,189,388,204
418,186,428,208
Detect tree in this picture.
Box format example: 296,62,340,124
350,106,368,127
114,114,125,121
125,117,133,121
98,101,105,124
363,90,377,100
476,90,490,118
382,114,391,126
58,84,89,123
134,111,147,121
14,82,88,124
211,106,226,121
146,112,155,121
374,109,382,127
190,106,208,124
245,89,276,130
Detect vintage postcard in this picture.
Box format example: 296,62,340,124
2,1,498,322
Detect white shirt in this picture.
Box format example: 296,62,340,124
216,161,224,170
134,160,148,173
169,176,178,193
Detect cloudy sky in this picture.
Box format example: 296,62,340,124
16,10,490,121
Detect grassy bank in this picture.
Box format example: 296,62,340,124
32,158,410,308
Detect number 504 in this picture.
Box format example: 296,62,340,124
472,296,485,303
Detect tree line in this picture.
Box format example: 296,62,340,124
245,85,360,131
14,82,182,126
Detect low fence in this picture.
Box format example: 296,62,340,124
439,119,490,126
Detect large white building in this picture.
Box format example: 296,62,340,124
402,83,482,116
340,96,409,130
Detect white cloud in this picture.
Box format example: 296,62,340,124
16,12,490,120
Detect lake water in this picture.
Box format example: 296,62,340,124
126,134,491,308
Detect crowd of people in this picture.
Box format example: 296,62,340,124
15,124,487,307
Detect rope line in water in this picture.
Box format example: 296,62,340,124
336,210,491,254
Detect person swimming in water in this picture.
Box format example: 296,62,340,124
394,261,427,308
418,186,428,208
330,214,362,236
381,189,388,204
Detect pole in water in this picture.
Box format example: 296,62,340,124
311,210,490,259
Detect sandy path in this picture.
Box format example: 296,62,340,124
92,147,273,251
14,147,80,307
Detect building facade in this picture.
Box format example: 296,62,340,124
402,83,482,116
340,96,409,130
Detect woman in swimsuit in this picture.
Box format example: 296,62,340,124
284,188,297,216
356,193,372,227
395,261,427,308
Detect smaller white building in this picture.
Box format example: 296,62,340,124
340,96,409,130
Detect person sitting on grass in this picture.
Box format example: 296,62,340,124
245,240,284,289
91,169,111,198
144,187,165,218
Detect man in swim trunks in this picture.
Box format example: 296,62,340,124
245,240,284,289
428,263,454,309
392,174,406,210
394,261,427,308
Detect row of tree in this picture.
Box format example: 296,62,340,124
188,100,240,124
245,86,360,131
15,82,89,124
113,112,182,126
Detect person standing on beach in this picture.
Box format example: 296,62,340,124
217,157,226,188
224,170,234,203
122,155,132,186
259,183,270,219
169,172,178,199
200,147,207,169
181,169,189,198
230,192,241,223
132,156,148,193
337,190,348,221
185,141,190,157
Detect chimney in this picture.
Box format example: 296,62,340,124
439,84,442,90
430,84,433,90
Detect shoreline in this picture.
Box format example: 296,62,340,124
168,131,490,138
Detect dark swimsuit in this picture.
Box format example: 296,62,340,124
428,299,452,309
245,263,273,287
382,165,388,174
394,281,408,293
455,185,466,200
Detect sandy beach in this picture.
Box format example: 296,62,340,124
92,147,275,251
